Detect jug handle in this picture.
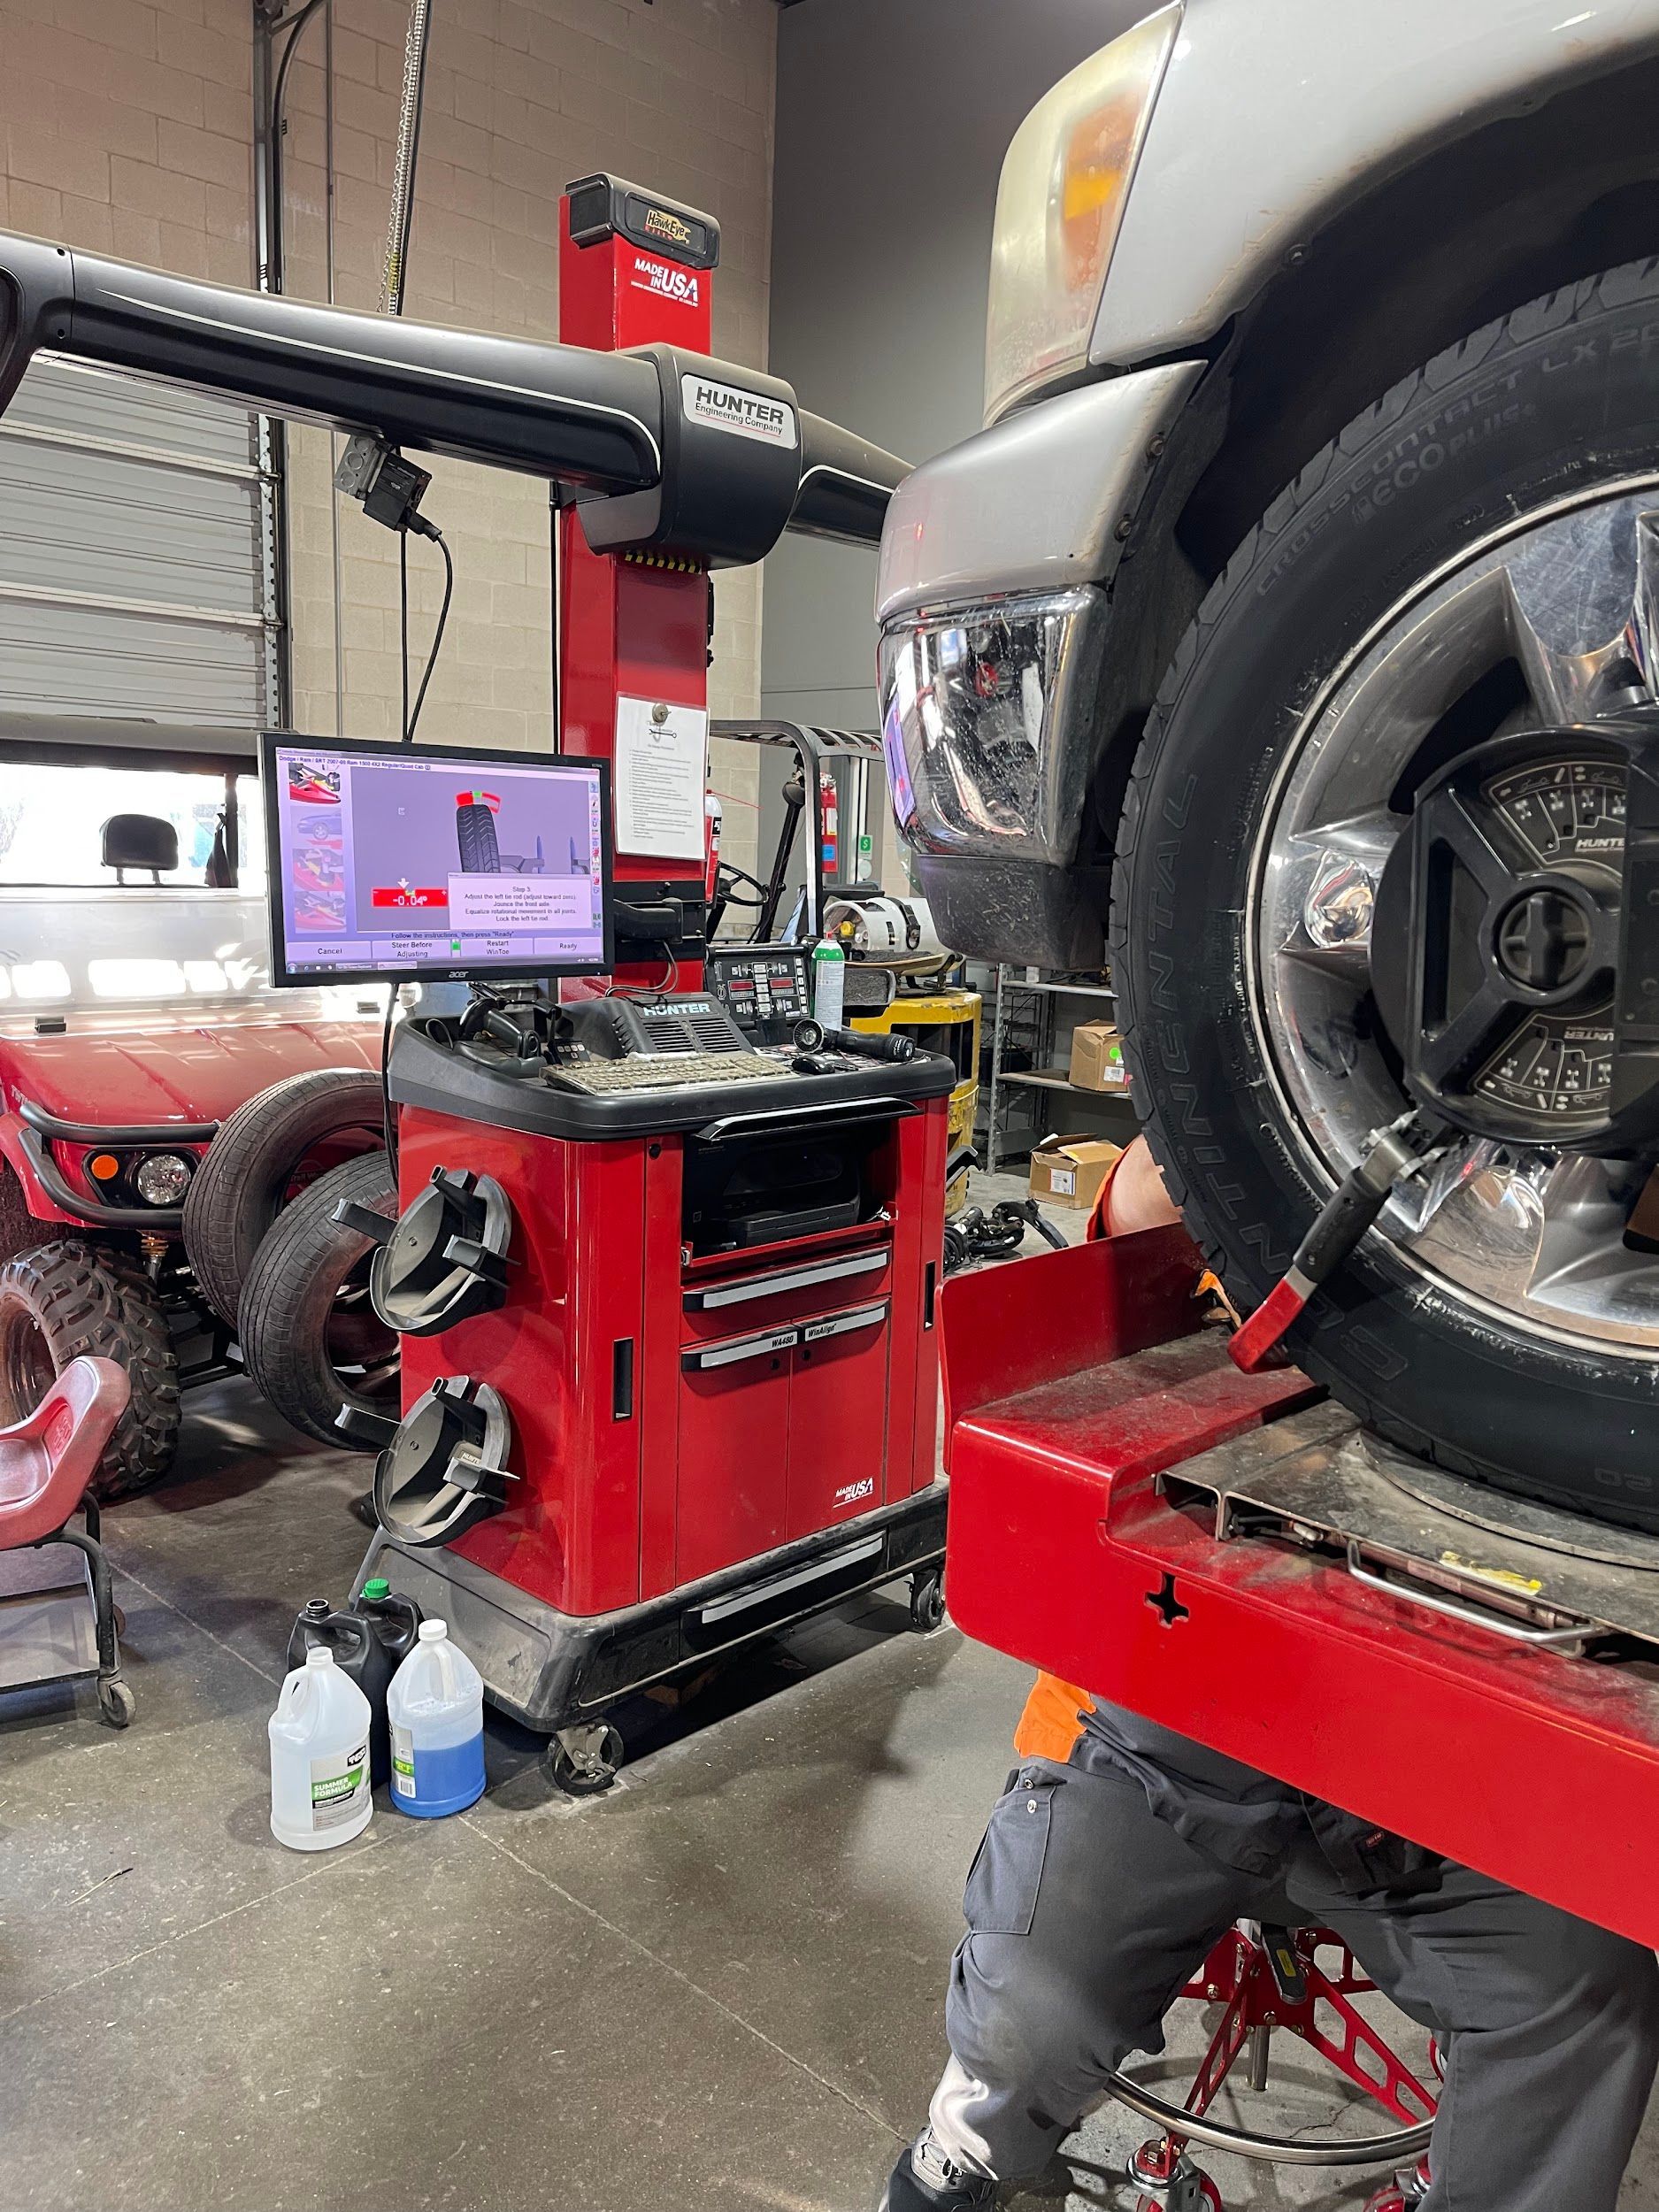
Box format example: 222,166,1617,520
301,1616,374,1664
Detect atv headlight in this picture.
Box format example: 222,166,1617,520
134,1152,192,1207
983,4,1182,426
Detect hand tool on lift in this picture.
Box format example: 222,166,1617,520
1229,1111,1450,1372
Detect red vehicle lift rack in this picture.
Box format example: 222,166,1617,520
939,1225,1659,1955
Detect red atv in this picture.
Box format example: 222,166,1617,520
0,726,389,1498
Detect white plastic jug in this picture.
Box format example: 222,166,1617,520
386,1619,487,1818
268,1644,374,1852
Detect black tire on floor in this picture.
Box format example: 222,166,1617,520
1110,257,1659,1532
238,1153,400,1451
0,1241,180,1501
181,1069,385,1326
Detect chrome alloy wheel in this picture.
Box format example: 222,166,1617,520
1252,481,1659,1356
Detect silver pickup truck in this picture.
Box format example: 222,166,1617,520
877,0,1659,1527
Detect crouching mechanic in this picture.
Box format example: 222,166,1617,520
883,1138,1659,2212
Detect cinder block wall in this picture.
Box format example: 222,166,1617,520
0,0,774,864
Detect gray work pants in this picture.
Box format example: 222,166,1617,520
932,1760,1659,2210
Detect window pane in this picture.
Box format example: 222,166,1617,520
0,765,265,889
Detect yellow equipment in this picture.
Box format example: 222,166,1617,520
849,985,980,1216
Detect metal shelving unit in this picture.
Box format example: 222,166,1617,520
985,964,1137,1173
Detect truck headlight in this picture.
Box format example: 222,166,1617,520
879,588,1110,859
134,1152,192,1207
983,4,1182,426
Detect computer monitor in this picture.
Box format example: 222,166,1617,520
261,736,613,987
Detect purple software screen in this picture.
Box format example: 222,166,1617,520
267,742,609,980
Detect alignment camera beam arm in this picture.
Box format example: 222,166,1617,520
0,234,665,494
791,411,910,546
0,234,910,548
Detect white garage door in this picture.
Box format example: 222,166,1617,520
0,357,280,726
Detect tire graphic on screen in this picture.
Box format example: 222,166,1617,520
456,790,502,874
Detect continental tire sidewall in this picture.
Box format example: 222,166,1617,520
1114,264,1659,1528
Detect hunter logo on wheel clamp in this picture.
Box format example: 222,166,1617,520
680,374,798,449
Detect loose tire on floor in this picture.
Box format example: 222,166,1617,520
238,1153,400,1450
1110,257,1659,1531
0,1242,180,1501
181,1068,385,1327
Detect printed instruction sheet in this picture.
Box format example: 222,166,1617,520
614,695,710,860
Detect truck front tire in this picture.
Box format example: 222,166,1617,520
1112,257,1659,1530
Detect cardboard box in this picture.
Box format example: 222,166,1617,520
1029,1133,1123,1210
1068,1020,1129,1093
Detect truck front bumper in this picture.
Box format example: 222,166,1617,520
876,362,1200,968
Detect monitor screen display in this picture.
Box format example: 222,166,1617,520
261,737,612,985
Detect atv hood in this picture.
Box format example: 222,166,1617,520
0,1005,381,1131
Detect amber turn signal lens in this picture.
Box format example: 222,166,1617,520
88,1153,121,1182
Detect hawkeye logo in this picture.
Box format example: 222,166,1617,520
681,373,798,449
632,253,700,307
643,205,694,249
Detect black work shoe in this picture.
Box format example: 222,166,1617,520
879,2134,997,2210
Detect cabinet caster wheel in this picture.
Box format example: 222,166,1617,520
909,1568,946,1634
97,1677,135,1729
548,1722,623,1797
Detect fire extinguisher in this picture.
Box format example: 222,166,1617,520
703,792,724,905
819,769,839,883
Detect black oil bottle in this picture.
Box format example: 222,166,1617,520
286,1580,422,1786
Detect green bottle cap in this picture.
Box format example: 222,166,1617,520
361,1577,390,1601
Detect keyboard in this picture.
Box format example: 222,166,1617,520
544,1049,795,1094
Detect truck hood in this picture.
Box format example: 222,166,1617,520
0,1007,380,1131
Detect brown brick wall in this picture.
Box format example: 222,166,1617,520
0,0,775,861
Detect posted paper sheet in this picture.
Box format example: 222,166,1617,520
614,696,710,860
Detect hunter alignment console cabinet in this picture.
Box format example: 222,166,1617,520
0,173,930,1782
289,177,955,1779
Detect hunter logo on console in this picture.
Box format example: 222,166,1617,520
680,373,798,449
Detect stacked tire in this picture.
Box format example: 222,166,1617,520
181,1070,400,1450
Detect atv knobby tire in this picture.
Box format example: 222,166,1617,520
0,1242,180,1500
238,1153,400,1450
182,1069,384,1326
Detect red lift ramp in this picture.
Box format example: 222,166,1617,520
939,1225,1659,1951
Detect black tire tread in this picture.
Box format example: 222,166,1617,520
0,1241,180,1501
1110,256,1659,1519
182,1068,384,1325
238,1153,398,1450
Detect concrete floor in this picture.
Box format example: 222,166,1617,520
3,1183,1658,2211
